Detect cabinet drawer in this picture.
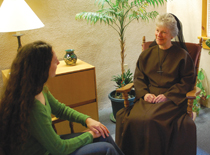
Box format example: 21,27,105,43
47,69,96,106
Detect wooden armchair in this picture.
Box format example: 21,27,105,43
52,117,74,133
116,36,202,120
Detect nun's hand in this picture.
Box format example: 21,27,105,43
144,93,156,103
153,94,169,103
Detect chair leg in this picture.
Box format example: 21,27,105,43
122,92,129,108
192,112,197,121
69,122,74,133
187,98,193,119
52,124,57,133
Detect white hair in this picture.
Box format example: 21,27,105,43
155,13,179,37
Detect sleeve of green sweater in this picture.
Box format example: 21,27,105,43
45,90,90,126
29,91,93,155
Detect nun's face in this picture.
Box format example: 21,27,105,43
155,26,173,50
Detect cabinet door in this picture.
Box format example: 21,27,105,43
47,69,96,107
73,102,98,132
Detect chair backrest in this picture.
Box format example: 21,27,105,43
142,36,203,77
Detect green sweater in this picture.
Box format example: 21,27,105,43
19,90,93,155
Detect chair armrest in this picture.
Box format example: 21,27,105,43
52,117,65,124
116,83,134,107
186,86,201,99
116,83,134,93
186,86,201,120
51,117,74,133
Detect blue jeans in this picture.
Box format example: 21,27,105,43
60,133,124,155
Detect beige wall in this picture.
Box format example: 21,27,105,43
0,0,166,109
167,0,202,43
167,0,210,107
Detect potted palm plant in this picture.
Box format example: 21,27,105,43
75,0,167,122
108,69,135,122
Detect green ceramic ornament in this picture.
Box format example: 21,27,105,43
64,49,77,65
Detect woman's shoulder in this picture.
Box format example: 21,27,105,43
32,88,50,111
32,99,46,112
172,45,189,55
140,45,158,58
169,45,195,65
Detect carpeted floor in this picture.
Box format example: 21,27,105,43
195,106,210,155
99,106,210,155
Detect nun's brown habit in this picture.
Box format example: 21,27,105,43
115,45,196,155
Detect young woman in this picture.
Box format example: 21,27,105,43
0,41,124,155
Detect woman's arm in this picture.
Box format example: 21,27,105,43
29,103,93,154
164,53,195,105
45,90,89,126
45,90,110,138
134,55,150,101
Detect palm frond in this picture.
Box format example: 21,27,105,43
116,0,129,7
75,12,114,24
129,11,159,21
97,8,120,19
94,0,108,8
111,69,133,88
132,0,166,7
145,0,165,7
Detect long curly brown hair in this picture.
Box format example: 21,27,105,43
0,41,53,154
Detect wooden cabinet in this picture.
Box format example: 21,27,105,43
47,60,99,134
1,59,99,135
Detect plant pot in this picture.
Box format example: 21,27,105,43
108,89,135,123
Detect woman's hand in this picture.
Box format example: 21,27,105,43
85,118,110,138
153,94,168,103
144,93,156,103
86,129,102,139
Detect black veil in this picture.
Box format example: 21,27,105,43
149,13,188,52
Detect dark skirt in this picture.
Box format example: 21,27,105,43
115,99,196,155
